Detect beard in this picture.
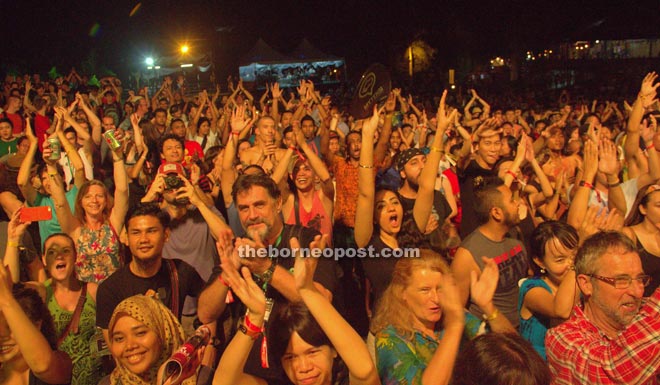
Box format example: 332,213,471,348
244,218,271,243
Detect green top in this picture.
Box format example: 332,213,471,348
45,280,103,385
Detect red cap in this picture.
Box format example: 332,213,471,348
158,162,185,175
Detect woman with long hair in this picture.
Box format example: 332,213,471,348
519,221,579,360
623,184,660,295
354,95,454,311
213,235,380,385
46,114,128,283
5,209,103,384
371,250,513,385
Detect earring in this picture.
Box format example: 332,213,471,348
540,267,546,274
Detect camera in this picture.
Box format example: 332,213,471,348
164,174,184,190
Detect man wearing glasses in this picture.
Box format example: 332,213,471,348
546,231,660,384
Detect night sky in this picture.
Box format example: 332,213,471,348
2,0,658,79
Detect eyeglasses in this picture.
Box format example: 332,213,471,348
586,274,651,289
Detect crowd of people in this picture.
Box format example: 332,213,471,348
1,67,660,385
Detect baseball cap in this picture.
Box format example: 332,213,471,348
158,162,184,175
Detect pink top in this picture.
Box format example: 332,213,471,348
285,190,333,244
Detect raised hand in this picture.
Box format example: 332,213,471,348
470,257,499,311
439,271,465,330
361,105,380,140
230,105,250,134
597,139,619,176
223,263,266,319
640,72,659,108
582,139,599,181
271,82,282,99
8,208,31,242
436,90,458,136
292,235,328,292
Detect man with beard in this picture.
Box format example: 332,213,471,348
141,161,230,333
546,231,660,384
197,173,338,384
451,176,528,328
395,147,452,252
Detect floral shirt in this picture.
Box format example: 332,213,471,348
75,221,121,283
375,312,482,385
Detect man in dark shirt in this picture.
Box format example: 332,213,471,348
197,173,338,384
395,147,452,251
96,203,204,342
456,123,503,238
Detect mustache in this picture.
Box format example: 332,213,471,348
244,218,266,226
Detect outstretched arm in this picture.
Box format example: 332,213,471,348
354,107,379,248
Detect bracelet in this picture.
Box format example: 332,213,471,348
231,132,240,136
7,241,19,248
647,142,655,151
430,147,444,154
358,163,374,169
244,314,263,333
218,274,231,288
607,179,621,188
113,158,124,163
578,180,595,190
289,146,297,151
482,308,499,322
505,170,518,179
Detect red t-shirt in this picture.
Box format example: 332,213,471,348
35,113,51,151
4,112,24,135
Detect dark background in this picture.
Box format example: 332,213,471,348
2,0,658,82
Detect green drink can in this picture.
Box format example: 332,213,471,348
47,138,61,160
103,129,122,150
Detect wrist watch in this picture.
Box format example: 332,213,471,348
255,259,276,286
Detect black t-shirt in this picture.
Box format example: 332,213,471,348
362,234,398,311
96,258,203,329
458,160,496,238
206,224,340,385
398,189,452,251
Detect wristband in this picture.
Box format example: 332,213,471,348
7,241,19,248
482,308,499,322
218,274,231,288
113,158,124,163
289,146,297,151
244,314,264,333
231,131,240,136
647,142,655,151
238,323,261,340
608,181,621,188
358,163,374,169
430,147,444,154
505,170,518,179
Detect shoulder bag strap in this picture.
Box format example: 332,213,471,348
294,194,300,225
167,259,180,318
57,283,88,347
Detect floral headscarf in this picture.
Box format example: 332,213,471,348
108,295,191,385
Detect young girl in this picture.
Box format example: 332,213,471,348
519,221,579,359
